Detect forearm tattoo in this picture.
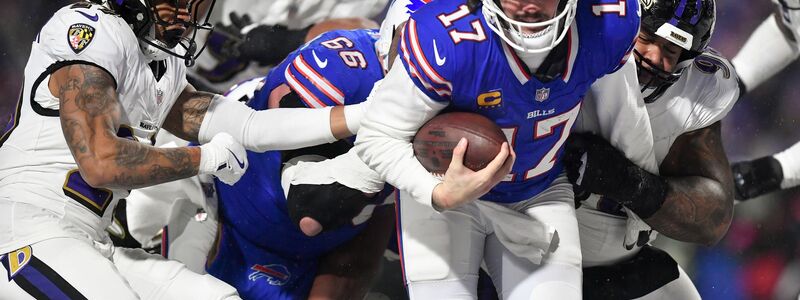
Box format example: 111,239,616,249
58,64,199,189
164,90,213,142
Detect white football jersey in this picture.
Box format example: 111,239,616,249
576,50,739,265
0,3,188,253
220,0,388,29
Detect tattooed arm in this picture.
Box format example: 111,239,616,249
162,84,212,142
645,122,734,246
50,64,201,190
163,84,370,152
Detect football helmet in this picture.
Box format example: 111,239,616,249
104,0,216,66
636,0,716,102
481,0,578,53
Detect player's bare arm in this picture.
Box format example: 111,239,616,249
52,63,200,189
169,83,378,153
648,122,734,246
162,84,214,142
308,205,395,300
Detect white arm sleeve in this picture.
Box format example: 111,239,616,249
579,57,659,174
198,95,337,152
774,140,800,189
353,59,448,209
732,14,800,92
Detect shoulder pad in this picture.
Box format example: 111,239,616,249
284,30,382,107
685,50,739,131
577,0,641,74
398,1,481,102
39,3,136,83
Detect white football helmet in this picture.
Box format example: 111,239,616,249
481,0,578,53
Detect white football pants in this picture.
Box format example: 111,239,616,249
399,175,582,299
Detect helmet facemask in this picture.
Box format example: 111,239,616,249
111,0,216,66
481,0,577,53
637,0,716,102
633,49,690,103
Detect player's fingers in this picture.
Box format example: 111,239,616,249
228,12,243,28
449,138,468,169
488,144,514,183
500,145,515,173
481,142,510,175
241,14,252,26
299,217,323,237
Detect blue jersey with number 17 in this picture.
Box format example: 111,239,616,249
401,0,639,203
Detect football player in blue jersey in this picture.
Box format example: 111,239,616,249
206,28,403,300
346,0,660,298
124,27,403,299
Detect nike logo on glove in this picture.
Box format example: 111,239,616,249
312,50,328,68
433,39,446,66
228,149,246,168
77,10,99,22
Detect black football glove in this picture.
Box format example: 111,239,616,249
287,182,379,236
237,23,311,66
197,13,252,83
562,133,667,219
563,133,637,200
731,156,784,200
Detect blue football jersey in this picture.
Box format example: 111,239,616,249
400,0,639,202
208,149,382,299
248,29,385,110
210,28,388,296
213,150,375,259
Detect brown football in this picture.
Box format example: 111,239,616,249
413,112,507,174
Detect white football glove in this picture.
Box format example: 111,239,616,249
199,132,248,185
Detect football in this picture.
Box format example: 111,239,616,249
413,112,508,174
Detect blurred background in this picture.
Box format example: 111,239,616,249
2,1,799,299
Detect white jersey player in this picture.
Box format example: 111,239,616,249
0,0,366,298
730,0,800,200
568,0,738,298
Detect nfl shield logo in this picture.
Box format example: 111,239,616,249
156,89,164,105
535,88,550,102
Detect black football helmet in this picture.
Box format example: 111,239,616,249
102,0,216,66
636,0,716,103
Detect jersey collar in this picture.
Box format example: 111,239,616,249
501,22,579,85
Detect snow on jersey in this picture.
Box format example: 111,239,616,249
0,2,188,252
400,0,639,202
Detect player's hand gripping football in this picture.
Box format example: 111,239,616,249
431,138,515,210
199,132,249,185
